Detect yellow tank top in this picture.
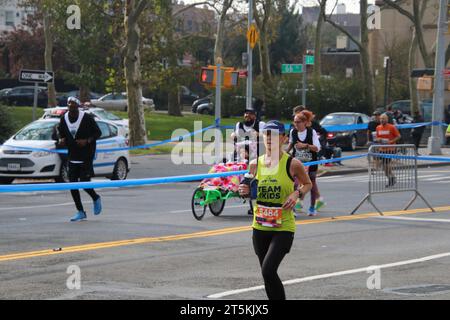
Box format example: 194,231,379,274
253,152,296,233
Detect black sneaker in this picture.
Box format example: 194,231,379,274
386,176,396,187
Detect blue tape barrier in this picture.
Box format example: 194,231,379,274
302,154,368,166
370,152,450,163
0,154,368,193
223,122,448,133
3,151,450,194
0,170,249,193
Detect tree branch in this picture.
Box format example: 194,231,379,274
322,10,362,51
173,1,212,17
382,0,415,23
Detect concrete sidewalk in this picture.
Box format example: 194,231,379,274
318,147,450,177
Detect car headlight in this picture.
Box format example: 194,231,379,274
33,151,52,158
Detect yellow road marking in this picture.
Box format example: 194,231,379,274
1,206,449,263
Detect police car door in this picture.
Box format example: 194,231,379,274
94,121,116,176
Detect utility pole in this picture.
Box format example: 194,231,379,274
302,54,307,107
383,56,390,106
427,0,447,155
215,58,223,163
246,0,253,111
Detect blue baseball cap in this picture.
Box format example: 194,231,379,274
262,120,286,134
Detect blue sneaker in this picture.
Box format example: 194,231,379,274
93,197,102,215
308,207,317,217
70,211,87,222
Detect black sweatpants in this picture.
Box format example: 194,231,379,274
69,162,99,212
252,229,294,300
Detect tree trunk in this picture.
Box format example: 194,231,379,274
166,3,182,117
168,88,181,116
412,0,433,68
124,1,147,147
214,0,233,64
313,0,326,84
409,30,420,114
43,9,57,108
383,0,433,68
259,31,272,84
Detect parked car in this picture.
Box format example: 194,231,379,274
320,112,371,151
0,86,48,107
91,92,155,111
0,118,130,184
180,86,200,106
377,99,433,121
194,96,256,116
0,88,12,99
192,94,213,113
57,90,103,106
41,106,129,137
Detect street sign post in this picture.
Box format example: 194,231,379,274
305,55,315,65
281,64,303,74
19,69,54,121
247,23,259,50
19,70,54,84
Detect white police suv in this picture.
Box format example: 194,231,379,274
0,118,130,184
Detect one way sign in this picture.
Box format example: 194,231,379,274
19,69,54,83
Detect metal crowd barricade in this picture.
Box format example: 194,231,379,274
351,144,434,215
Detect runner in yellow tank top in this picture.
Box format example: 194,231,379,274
239,120,312,300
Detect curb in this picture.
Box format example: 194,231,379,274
319,161,450,177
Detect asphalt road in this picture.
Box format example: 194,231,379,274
1,162,450,300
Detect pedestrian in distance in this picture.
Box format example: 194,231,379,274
239,120,312,300
231,108,265,215
375,113,401,187
411,111,425,153
367,111,381,145
56,97,103,222
288,106,326,213
288,111,322,216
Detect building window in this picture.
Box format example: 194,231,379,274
5,11,15,27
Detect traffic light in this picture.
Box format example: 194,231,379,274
199,66,239,89
200,67,215,85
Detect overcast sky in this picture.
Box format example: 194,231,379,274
181,0,377,14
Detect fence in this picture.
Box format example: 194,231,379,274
351,144,434,216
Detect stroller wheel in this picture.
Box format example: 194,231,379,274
192,188,207,221
209,199,226,216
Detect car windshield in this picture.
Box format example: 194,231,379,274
92,109,122,121
14,121,57,141
321,115,355,126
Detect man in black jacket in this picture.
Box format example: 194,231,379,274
57,97,102,222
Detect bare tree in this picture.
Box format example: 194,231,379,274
253,0,275,84
323,0,376,110
313,0,327,84
382,0,434,68
213,0,234,64
42,4,57,107
408,0,430,114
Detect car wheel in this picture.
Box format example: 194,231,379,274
55,161,70,183
0,177,14,185
200,109,209,115
111,158,128,181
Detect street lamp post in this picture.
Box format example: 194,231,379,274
427,0,447,155
246,0,253,111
